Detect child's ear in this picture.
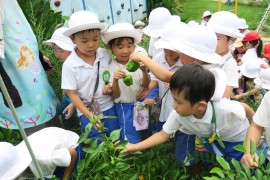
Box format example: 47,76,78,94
197,101,208,112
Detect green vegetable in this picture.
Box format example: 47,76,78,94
123,75,133,86
102,70,110,84
126,61,140,72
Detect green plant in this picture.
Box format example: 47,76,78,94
204,140,270,179
0,128,22,145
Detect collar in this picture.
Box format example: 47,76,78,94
160,53,182,69
68,48,104,67
192,101,212,124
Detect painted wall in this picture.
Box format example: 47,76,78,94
49,0,148,26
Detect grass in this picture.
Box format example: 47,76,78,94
179,0,270,34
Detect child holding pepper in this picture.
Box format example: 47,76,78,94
102,22,150,143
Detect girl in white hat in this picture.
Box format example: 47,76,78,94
102,22,150,143
43,27,76,120
200,10,212,26
207,11,244,98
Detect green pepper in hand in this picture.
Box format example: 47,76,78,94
126,61,140,72
123,75,133,86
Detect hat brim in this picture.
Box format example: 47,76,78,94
239,25,249,29
208,26,244,38
264,53,270,58
64,23,108,36
202,14,212,18
171,39,222,64
154,39,176,51
43,39,75,51
143,26,162,37
102,29,142,45
209,68,227,101
240,64,260,78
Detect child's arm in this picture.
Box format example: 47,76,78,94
241,121,264,169
232,88,260,101
111,69,126,98
140,63,151,88
62,103,75,119
63,147,77,180
240,102,255,121
130,52,173,83
122,130,171,153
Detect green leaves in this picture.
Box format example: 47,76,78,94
216,155,230,171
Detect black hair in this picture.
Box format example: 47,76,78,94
249,39,263,58
107,37,134,48
70,29,101,39
170,63,215,105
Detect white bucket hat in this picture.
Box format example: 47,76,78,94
187,20,199,27
209,68,227,101
240,60,265,78
154,22,188,51
171,25,221,64
0,142,32,179
102,22,142,45
207,11,244,38
238,18,249,29
64,11,108,36
135,20,145,27
143,7,172,37
202,11,212,18
171,15,181,23
254,68,270,90
43,27,75,51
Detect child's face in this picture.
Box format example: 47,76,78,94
180,53,196,65
164,49,180,63
72,30,101,58
171,91,200,117
53,44,71,62
215,33,231,55
235,46,246,54
111,38,135,64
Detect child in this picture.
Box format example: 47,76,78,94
207,11,244,98
238,18,249,35
16,127,81,179
61,11,119,141
241,31,263,64
150,21,187,131
102,22,150,143
123,63,249,166
0,142,31,179
262,43,270,65
134,20,145,30
241,86,270,168
200,10,212,26
43,27,76,120
231,38,247,65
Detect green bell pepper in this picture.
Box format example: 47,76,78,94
126,61,140,72
123,75,133,86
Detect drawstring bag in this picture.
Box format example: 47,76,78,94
150,88,169,123
133,101,149,131
82,61,102,116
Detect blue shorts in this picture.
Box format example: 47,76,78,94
79,106,119,144
146,86,159,99
114,102,141,144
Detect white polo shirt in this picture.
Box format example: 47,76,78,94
61,48,114,115
148,37,163,58
108,59,143,103
163,98,249,142
253,91,270,159
219,52,239,88
16,127,79,178
150,52,182,122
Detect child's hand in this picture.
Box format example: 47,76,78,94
86,111,102,130
241,153,259,169
130,52,147,63
139,62,148,72
102,84,112,95
62,103,75,119
114,69,126,80
121,142,136,153
136,87,150,100
260,63,269,69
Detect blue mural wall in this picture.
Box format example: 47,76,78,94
49,0,148,25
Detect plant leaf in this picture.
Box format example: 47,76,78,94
77,123,92,144
210,167,225,178
259,152,266,166
92,162,109,173
216,155,230,171
231,158,241,174
255,169,263,180
234,144,246,153
250,139,256,156
115,140,128,150
241,164,251,177
109,129,121,142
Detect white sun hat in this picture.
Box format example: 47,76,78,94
187,20,199,27
238,18,249,29
102,22,142,45
254,68,270,90
143,7,173,37
207,11,244,38
64,11,108,36
240,60,266,78
171,25,221,64
234,38,244,48
135,20,145,27
0,142,32,179
43,27,75,51
209,68,227,101
202,11,212,18
154,22,188,51
171,15,181,23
